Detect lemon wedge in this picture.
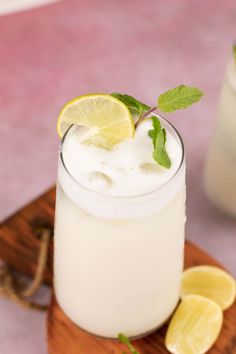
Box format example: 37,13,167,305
181,265,236,310
165,295,223,354
57,94,134,148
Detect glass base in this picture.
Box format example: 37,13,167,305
57,300,173,341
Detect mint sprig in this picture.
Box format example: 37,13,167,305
112,85,203,169
148,116,171,169
118,333,139,354
111,93,150,115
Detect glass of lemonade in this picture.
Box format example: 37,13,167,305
205,44,236,217
54,112,186,339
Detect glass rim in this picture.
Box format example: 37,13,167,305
59,112,185,200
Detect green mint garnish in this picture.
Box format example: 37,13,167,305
118,333,139,354
233,43,236,67
148,116,171,169
158,85,203,113
112,85,203,169
111,93,150,115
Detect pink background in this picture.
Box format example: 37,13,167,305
0,1,236,353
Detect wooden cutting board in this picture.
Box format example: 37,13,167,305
0,187,55,284
47,241,236,354
0,187,235,352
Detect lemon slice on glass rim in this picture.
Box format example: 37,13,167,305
57,94,134,148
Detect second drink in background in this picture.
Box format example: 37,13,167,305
205,44,236,216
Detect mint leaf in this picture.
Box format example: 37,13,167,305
111,93,150,115
148,116,171,169
158,85,203,113
118,333,139,354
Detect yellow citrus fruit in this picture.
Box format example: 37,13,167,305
181,265,236,310
165,295,223,354
57,94,134,148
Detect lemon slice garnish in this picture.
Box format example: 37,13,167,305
57,94,134,148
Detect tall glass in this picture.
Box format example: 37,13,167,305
54,116,186,339
205,50,236,217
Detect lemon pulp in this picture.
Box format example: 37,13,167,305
57,94,134,148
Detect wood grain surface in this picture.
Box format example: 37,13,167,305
0,187,55,285
47,242,236,354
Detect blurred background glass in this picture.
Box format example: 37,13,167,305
205,45,236,217
0,0,59,15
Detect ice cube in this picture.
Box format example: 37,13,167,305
139,163,163,174
88,172,112,190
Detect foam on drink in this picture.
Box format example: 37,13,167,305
62,119,182,197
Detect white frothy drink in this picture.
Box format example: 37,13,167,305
54,116,186,338
205,58,236,217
